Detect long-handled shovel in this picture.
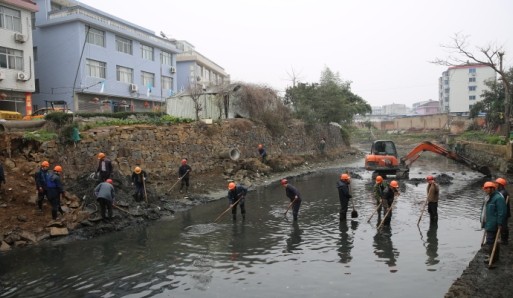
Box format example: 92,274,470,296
142,177,148,205
378,198,397,230
113,204,131,215
167,170,190,193
367,201,382,223
350,197,358,218
284,197,299,216
481,230,486,246
214,195,243,223
488,227,502,269
417,199,428,225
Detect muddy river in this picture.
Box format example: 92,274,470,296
0,156,491,297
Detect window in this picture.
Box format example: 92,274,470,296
161,52,172,66
31,12,35,30
35,79,39,93
469,95,476,100
33,47,37,62
444,96,449,102
162,76,173,90
0,46,23,70
469,86,477,91
86,59,106,78
469,77,476,82
141,44,154,61
0,5,22,32
86,27,105,47
469,68,476,73
141,71,155,87
50,1,63,11
116,66,133,83
116,36,132,54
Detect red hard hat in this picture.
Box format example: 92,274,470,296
106,179,113,184
375,176,383,183
228,182,236,190
181,159,187,165
483,181,496,189
280,178,288,185
98,152,106,159
390,180,399,188
496,178,507,186
340,173,350,181
41,161,50,167
54,165,62,172
426,175,434,181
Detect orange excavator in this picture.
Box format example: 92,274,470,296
364,140,491,178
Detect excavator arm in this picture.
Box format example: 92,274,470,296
400,141,491,177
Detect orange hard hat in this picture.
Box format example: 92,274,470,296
375,176,383,183
134,167,142,174
41,161,50,167
98,152,106,159
483,181,496,189
258,144,263,149
106,179,113,184
54,165,62,172
426,175,434,181
280,178,288,185
390,180,399,188
340,173,350,181
228,182,236,190
181,159,187,165
496,178,507,186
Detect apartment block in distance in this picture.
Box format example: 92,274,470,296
439,64,496,114
176,40,229,92
0,0,38,115
32,0,180,112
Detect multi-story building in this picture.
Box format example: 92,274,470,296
439,64,496,114
382,103,409,115
412,99,440,115
175,40,229,92
32,0,180,113
0,0,38,115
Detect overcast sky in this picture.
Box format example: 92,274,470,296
78,0,513,107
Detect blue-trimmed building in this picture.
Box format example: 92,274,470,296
32,0,181,112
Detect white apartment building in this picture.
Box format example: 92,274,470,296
0,0,38,114
439,64,496,113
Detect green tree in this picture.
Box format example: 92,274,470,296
284,67,371,125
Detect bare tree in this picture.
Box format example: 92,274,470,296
433,33,512,136
285,67,304,88
186,83,204,121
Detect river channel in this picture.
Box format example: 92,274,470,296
0,156,491,298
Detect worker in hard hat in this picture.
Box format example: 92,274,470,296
46,165,65,220
257,144,268,164
426,175,440,224
281,178,302,221
96,152,113,182
35,161,50,212
227,182,248,221
481,181,506,264
131,166,147,202
94,178,115,221
337,173,352,220
382,180,400,226
373,176,387,216
495,178,509,245
178,159,192,193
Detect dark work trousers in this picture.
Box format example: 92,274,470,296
97,197,113,219
231,198,246,219
180,177,190,191
37,190,47,210
48,195,62,220
339,197,349,220
134,183,144,201
486,230,500,262
502,201,510,244
292,199,302,221
428,202,438,223
99,171,111,182
383,200,394,225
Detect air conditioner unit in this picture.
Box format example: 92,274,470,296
17,72,28,81
170,66,176,74
0,71,4,80
14,33,27,43
129,83,138,92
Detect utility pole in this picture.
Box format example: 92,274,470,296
498,52,511,139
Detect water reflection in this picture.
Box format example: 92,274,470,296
285,222,303,253
337,220,358,264
373,226,399,272
229,223,247,260
425,224,439,266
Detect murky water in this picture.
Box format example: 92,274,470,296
0,157,490,297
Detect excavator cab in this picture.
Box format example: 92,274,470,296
365,140,402,177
